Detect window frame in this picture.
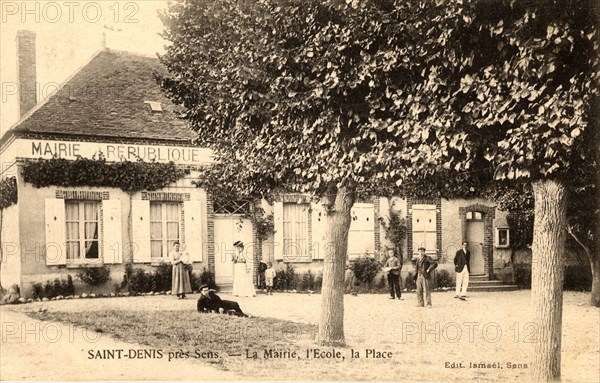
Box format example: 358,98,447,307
466,211,484,221
150,201,182,261
65,200,101,264
495,227,510,248
282,202,310,261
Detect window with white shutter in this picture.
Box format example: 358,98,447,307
282,203,309,261
132,199,151,263
183,200,203,262
310,203,327,260
411,204,437,257
347,203,375,259
65,201,101,263
45,198,66,265
102,199,122,264
150,202,181,260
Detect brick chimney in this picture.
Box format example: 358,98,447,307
16,30,37,118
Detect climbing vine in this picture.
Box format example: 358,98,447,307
22,155,188,192
253,210,275,242
380,207,407,258
0,177,18,210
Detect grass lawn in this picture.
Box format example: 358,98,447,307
27,309,319,378
10,290,600,382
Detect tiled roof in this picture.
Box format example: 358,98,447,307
3,49,195,144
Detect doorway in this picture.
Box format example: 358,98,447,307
213,215,254,286
466,218,485,275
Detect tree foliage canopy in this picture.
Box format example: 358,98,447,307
158,0,598,201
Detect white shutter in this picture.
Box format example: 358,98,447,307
422,208,436,253
274,201,284,260
425,231,437,252
102,200,122,264
311,203,326,260
131,199,151,263
412,205,437,254
184,200,203,262
347,203,375,259
45,198,66,265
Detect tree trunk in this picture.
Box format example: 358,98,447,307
594,128,600,307
591,257,600,307
530,179,567,382
318,185,355,346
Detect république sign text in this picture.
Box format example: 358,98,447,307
17,139,212,165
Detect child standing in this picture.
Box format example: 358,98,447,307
264,262,276,295
345,264,358,296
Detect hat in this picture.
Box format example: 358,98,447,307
199,284,209,291
233,240,244,248
418,247,426,251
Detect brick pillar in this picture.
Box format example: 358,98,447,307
407,198,413,260
16,30,37,117
435,198,442,259
374,196,381,259
252,201,262,287
485,207,496,279
206,192,215,274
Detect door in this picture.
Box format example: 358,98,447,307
214,215,254,285
466,220,485,275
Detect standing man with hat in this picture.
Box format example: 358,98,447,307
413,247,437,308
454,241,471,300
384,248,403,300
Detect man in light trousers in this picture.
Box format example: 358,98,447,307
454,241,471,300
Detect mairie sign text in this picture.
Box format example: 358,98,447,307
16,139,213,165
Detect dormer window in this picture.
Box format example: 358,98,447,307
144,101,163,113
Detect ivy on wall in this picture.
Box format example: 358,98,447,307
0,177,18,210
380,207,407,258
254,211,275,242
21,155,188,193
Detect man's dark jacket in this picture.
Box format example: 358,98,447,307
413,255,438,281
454,248,471,273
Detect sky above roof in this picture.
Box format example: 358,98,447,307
0,0,170,137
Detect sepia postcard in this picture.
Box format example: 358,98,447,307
1,1,598,382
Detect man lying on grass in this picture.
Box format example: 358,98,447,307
197,284,249,317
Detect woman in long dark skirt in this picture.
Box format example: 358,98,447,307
170,241,192,299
